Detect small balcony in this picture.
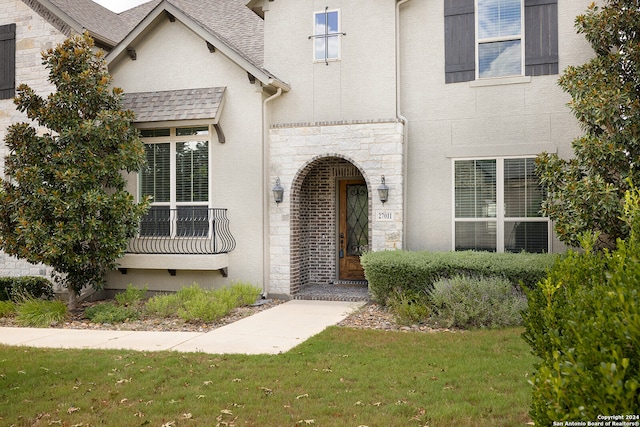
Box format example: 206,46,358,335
117,207,236,276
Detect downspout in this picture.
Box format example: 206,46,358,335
396,0,411,249
262,87,283,297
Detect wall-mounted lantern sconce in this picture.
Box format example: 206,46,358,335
272,177,284,204
377,175,389,204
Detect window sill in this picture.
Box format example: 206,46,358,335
469,76,531,88
313,58,341,64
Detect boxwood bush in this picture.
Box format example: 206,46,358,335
522,190,640,424
361,250,556,304
0,276,54,302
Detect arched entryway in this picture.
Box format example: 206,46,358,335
289,156,370,300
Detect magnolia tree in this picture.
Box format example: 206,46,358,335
536,0,640,250
0,33,148,306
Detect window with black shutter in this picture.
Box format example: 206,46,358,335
444,0,558,83
0,23,16,99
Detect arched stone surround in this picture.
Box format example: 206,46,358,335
268,120,404,297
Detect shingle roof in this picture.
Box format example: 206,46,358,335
122,87,226,123
42,0,263,66
118,0,162,30
48,0,130,44
36,0,280,83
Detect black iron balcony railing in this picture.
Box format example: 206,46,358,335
127,207,236,255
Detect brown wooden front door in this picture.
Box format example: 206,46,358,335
338,179,368,281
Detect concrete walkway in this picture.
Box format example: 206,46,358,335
0,300,365,355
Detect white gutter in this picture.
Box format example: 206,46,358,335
396,0,411,249
261,88,283,297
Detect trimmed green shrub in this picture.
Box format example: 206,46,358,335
114,284,147,306
84,302,139,324
15,299,67,327
522,190,640,424
0,276,54,302
361,250,556,305
428,275,527,329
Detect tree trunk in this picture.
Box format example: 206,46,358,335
68,289,77,310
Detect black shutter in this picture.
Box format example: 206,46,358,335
444,0,475,84
0,23,16,99
525,0,558,76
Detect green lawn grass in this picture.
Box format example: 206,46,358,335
0,327,535,426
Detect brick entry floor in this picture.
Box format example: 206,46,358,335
293,282,370,302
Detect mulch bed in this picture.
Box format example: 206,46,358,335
1,299,454,334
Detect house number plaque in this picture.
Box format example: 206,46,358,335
377,211,393,221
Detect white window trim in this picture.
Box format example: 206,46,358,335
138,125,213,210
475,0,525,80
452,156,551,253
468,75,531,87
312,8,342,63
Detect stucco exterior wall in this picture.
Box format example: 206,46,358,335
398,0,594,252
107,17,266,290
0,0,63,280
263,0,397,124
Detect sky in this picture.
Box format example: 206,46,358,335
94,0,150,13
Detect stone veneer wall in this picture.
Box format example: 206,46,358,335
0,0,65,281
269,120,404,296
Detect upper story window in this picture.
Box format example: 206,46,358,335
477,0,523,78
0,23,16,99
444,0,558,83
312,8,343,63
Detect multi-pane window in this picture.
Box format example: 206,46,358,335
477,0,523,78
444,0,558,83
139,126,210,237
312,9,341,62
454,158,549,253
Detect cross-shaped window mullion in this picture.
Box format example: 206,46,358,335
309,7,346,65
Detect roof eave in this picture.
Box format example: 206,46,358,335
267,77,290,92
87,30,117,50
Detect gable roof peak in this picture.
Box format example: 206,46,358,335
105,0,288,90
